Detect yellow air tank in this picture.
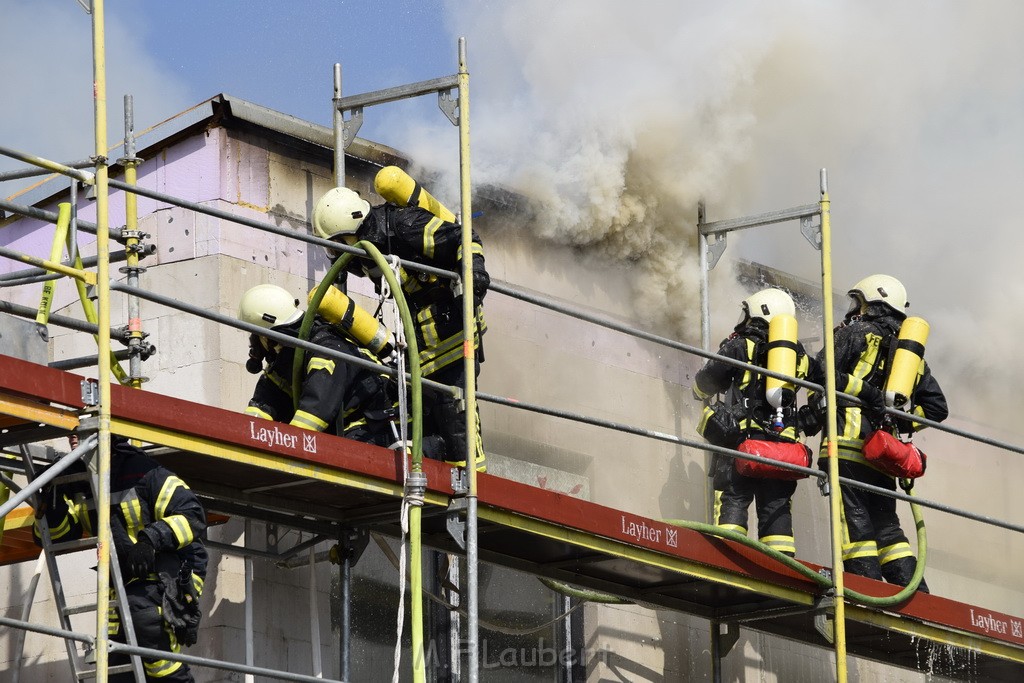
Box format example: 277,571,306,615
885,316,929,407
313,285,394,357
374,165,456,222
765,314,798,410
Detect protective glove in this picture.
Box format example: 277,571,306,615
245,333,266,374
893,415,917,436
121,535,156,580
33,481,55,520
858,383,887,427
160,566,202,647
798,404,823,437
471,269,489,302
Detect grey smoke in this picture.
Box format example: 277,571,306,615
392,1,1024,430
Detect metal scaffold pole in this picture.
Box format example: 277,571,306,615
697,199,714,527
90,1,115,680
121,95,145,389
697,201,723,683
331,63,354,683
333,64,345,187
457,37,481,683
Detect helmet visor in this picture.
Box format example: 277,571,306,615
736,302,751,327
846,293,864,318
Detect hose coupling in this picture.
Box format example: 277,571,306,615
405,471,427,507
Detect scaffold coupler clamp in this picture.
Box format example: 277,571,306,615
449,273,464,298
405,470,427,508
446,494,468,551
817,472,830,497
813,591,837,644
451,385,465,414
450,466,468,496
447,468,469,549
329,528,370,567
80,379,100,407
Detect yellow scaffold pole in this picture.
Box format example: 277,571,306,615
91,1,115,679
122,95,145,389
819,169,849,681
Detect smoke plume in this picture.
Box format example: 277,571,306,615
393,1,1024,429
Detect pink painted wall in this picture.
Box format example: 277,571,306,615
2,128,228,269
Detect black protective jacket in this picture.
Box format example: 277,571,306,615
813,310,948,465
352,203,488,378
693,320,812,443
34,439,208,593
246,318,393,438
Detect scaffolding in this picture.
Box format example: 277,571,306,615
3,3,1024,682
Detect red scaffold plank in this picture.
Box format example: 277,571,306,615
1,353,1023,665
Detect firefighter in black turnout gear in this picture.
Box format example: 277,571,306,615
811,274,947,590
238,284,399,446
693,288,813,557
312,184,488,470
34,435,208,682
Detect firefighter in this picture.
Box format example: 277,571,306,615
312,186,488,471
238,283,404,448
692,288,814,557
34,435,208,682
812,274,948,590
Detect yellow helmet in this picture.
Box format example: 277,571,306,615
238,284,303,330
312,187,371,240
741,288,795,325
848,274,908,317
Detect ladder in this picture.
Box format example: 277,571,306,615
27,450,147,682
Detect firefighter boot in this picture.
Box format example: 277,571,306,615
881,556,929,592
843,557,884,582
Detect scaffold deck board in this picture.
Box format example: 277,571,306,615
0,353,1021,680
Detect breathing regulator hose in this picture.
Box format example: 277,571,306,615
663,488,927,608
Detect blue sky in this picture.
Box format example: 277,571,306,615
2,0,462,165
4,1,1024,414
118,1,458,133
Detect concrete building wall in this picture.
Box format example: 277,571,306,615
1,110,1019,682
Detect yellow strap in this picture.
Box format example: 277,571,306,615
0,482,9,547
69,248,131,385
35,203,72,327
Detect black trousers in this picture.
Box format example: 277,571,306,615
109,581,194,682
715,457,797,556
834,459,926,590
424,361,485,471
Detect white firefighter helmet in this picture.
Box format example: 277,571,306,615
848,274,908,316
741,288,796,325
238,284,304,330
312,187,371,240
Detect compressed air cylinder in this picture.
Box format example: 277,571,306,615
313,285,394,357
885,316,929,407
374,165,457,222
765,314,799,410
